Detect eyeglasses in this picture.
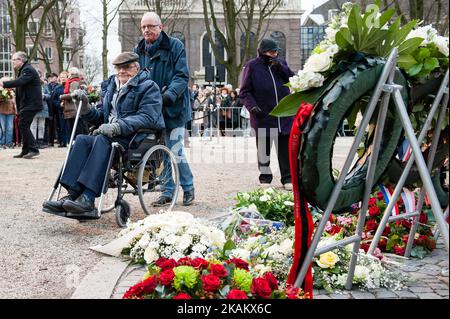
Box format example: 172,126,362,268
141,24,160,30
114,64,137,71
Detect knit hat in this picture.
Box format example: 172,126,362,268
258,38,280,53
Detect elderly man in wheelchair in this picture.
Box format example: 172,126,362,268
42,52,165,220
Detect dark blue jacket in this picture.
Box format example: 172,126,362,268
134,31,190,131
83,69,165,144
239,55,295,135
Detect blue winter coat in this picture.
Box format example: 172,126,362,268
134,31,190,131
83,69,165,145
239,55,295,135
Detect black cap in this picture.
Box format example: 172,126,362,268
258,38,280,53
112,52,139,66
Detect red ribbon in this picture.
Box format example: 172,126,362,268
287,102,315,297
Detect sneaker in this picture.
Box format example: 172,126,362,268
283,183,293,191
22,151,40,159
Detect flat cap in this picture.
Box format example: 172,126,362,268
112,52,139,66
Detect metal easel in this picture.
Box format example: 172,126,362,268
294,48,449,291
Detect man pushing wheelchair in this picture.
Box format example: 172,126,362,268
42,52,165,220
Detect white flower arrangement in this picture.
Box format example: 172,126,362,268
406,25,449,57
119,212,226,265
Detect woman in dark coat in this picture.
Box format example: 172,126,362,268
239,38,295,189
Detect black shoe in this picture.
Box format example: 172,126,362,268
23,151,40,159
13,152,26,158
66,209,100,220
42,195,72,214
58,144,67,148
152,196,173,207
62,194,95,213
259,174,273,184
183,189,195,206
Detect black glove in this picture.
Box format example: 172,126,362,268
270,57,282,70
162,94,173,107
71,89,90,115
93,123,121,138
249,106,263,116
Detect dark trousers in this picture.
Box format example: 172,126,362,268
19,110,39,154
57,110,68,145
60,135,114,197
255,129,291,185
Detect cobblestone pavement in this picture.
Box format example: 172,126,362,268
110,240,449,299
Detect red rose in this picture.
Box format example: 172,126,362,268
426,237,436,250
400,219,411,229
159,269,175,286
382,225,391,236
155,258,177,270
177,257,192,266
251,278,272,299
368,198,377,207
228,258,249,270
263,272,279,290
368,206,381,217
360,242,370,252
365,219,378,232
393,245,405,256
402,234,410,244
210,263,228,278
191,257,209,270
329,225,342,235
173,292,192,299
328,214,335,222
414,235,427,246
202,274,222,292
377,192,384,200
227,289,248,299
419,212,428,224
141,275,158,294
378,238,387,251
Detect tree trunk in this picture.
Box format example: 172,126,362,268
102,0,109,80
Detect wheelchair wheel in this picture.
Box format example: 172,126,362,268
137,144,180,215
115,199,131,228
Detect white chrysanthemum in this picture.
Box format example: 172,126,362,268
164,233,178,245
192,243,207,253
177,234,192,251
290,70,325,92
143,247,159,264
264,187,275,194
304,51,334,73
354,265,370,280
406,25,438,46
434,36,449,57
283,200,294,206
253,264,273,276
241,193,251,201
209,229,226,249
259,194,270,202
279,238,294,254
230,248,251,260
325,27,337,42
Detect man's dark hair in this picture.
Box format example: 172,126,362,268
47,72,58,79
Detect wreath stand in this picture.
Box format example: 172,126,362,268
294,48,449,290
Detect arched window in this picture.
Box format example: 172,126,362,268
270,31,286,59
240,32,256,64
171,31,185,46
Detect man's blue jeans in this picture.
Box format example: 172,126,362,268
162,127,194,198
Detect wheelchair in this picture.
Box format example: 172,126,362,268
48,128,180,228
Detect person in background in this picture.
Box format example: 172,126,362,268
0,51,43,159
239,38,295,190
0,77,16,149
51,71,69,147
135,11,195,206
31,76,50,148
45,73,59,147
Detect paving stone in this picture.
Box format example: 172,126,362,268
375,291,398,299
329,293,352,299
111,294,123,299
418,293,445,299
394,290,418,299
435,289,450,297
351,292,376,299
429,283,449,291
409,286,434,293
437,260,449,267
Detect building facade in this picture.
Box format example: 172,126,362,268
118,0,303,86
0,0,85,78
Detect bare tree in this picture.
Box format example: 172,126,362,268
83,53,102,84
102,0,125,79
6,0,57,57
201,0,283,88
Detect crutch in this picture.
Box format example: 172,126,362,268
47,91,87,201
